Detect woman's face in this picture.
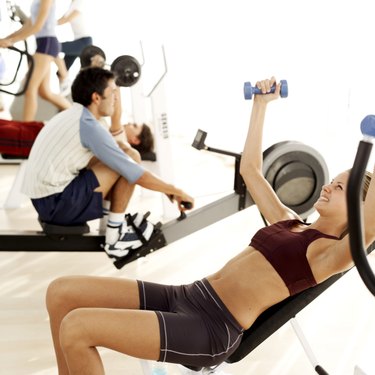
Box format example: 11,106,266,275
314,171,350,217
125,123,143,145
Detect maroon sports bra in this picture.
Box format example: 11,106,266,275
249,220,339,296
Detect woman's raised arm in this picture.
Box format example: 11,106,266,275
239,77,301,224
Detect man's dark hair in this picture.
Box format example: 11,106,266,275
71,67,115,106
79,45,106,68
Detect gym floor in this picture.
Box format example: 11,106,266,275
1,134,375,375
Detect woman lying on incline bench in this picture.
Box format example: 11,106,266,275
45,77,375,374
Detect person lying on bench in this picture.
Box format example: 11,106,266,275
77,44,155,161
21,67,193,264
0,118,154,159
45,76,375,374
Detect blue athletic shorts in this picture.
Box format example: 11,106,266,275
35,37,61,57
31,169,103,225
137,278,244,368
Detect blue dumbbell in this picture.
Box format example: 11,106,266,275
244,80,288,100
360,115,375,138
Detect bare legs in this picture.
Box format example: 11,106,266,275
54,56,69,82
90,160,136,214
46,276,160,375
23,53,71,121
89,146,141,214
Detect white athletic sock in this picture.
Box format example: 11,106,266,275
99,200,111,232
102,200,110,215
106,212,125,245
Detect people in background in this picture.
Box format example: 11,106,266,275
0,44,155,160
21,67,193,267
125,123,154,155
54,0,92,95
0,0,71,121
0,118,154,158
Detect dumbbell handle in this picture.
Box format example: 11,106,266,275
244,80,288,100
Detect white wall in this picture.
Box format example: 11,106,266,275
83,0,375,177
3,0,375,177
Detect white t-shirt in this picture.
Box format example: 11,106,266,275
30,0,58,38
64,0,90,39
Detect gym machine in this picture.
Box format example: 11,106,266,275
347,114,375,298
0,45,33,97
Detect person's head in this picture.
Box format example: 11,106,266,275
314,169,372,222
72,67,116,116
80,45,106,69
125,123,154,153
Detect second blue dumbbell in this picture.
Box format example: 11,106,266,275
244,80,288,100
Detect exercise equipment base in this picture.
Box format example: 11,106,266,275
0,191,252,252
113,226,166,269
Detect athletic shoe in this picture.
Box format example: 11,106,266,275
125,211,151,229
104,225,139,258
104,214,154,260
125,213,154,245
59,78,71,96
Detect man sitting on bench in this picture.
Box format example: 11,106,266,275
21,67,193,265
44,76,375,374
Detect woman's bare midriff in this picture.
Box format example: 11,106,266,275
206,246,290,329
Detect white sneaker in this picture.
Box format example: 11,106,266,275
125,212,149,228
104,218,154,259
104,225,138,258
59,78,71,96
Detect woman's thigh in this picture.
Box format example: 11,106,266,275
28,53,53,89
48,275,141,310
62,308,161,360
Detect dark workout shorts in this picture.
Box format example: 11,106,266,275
31,168,103,225
137,278,244,368
36,37,61,57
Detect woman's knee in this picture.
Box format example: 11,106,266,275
38,86,49,99
46,276,79,314
59,309,88,353
38,84,55,100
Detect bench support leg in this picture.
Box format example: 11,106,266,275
290,317,329,375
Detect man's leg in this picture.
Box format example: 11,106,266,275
90,160,154,258
89,157,134,210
